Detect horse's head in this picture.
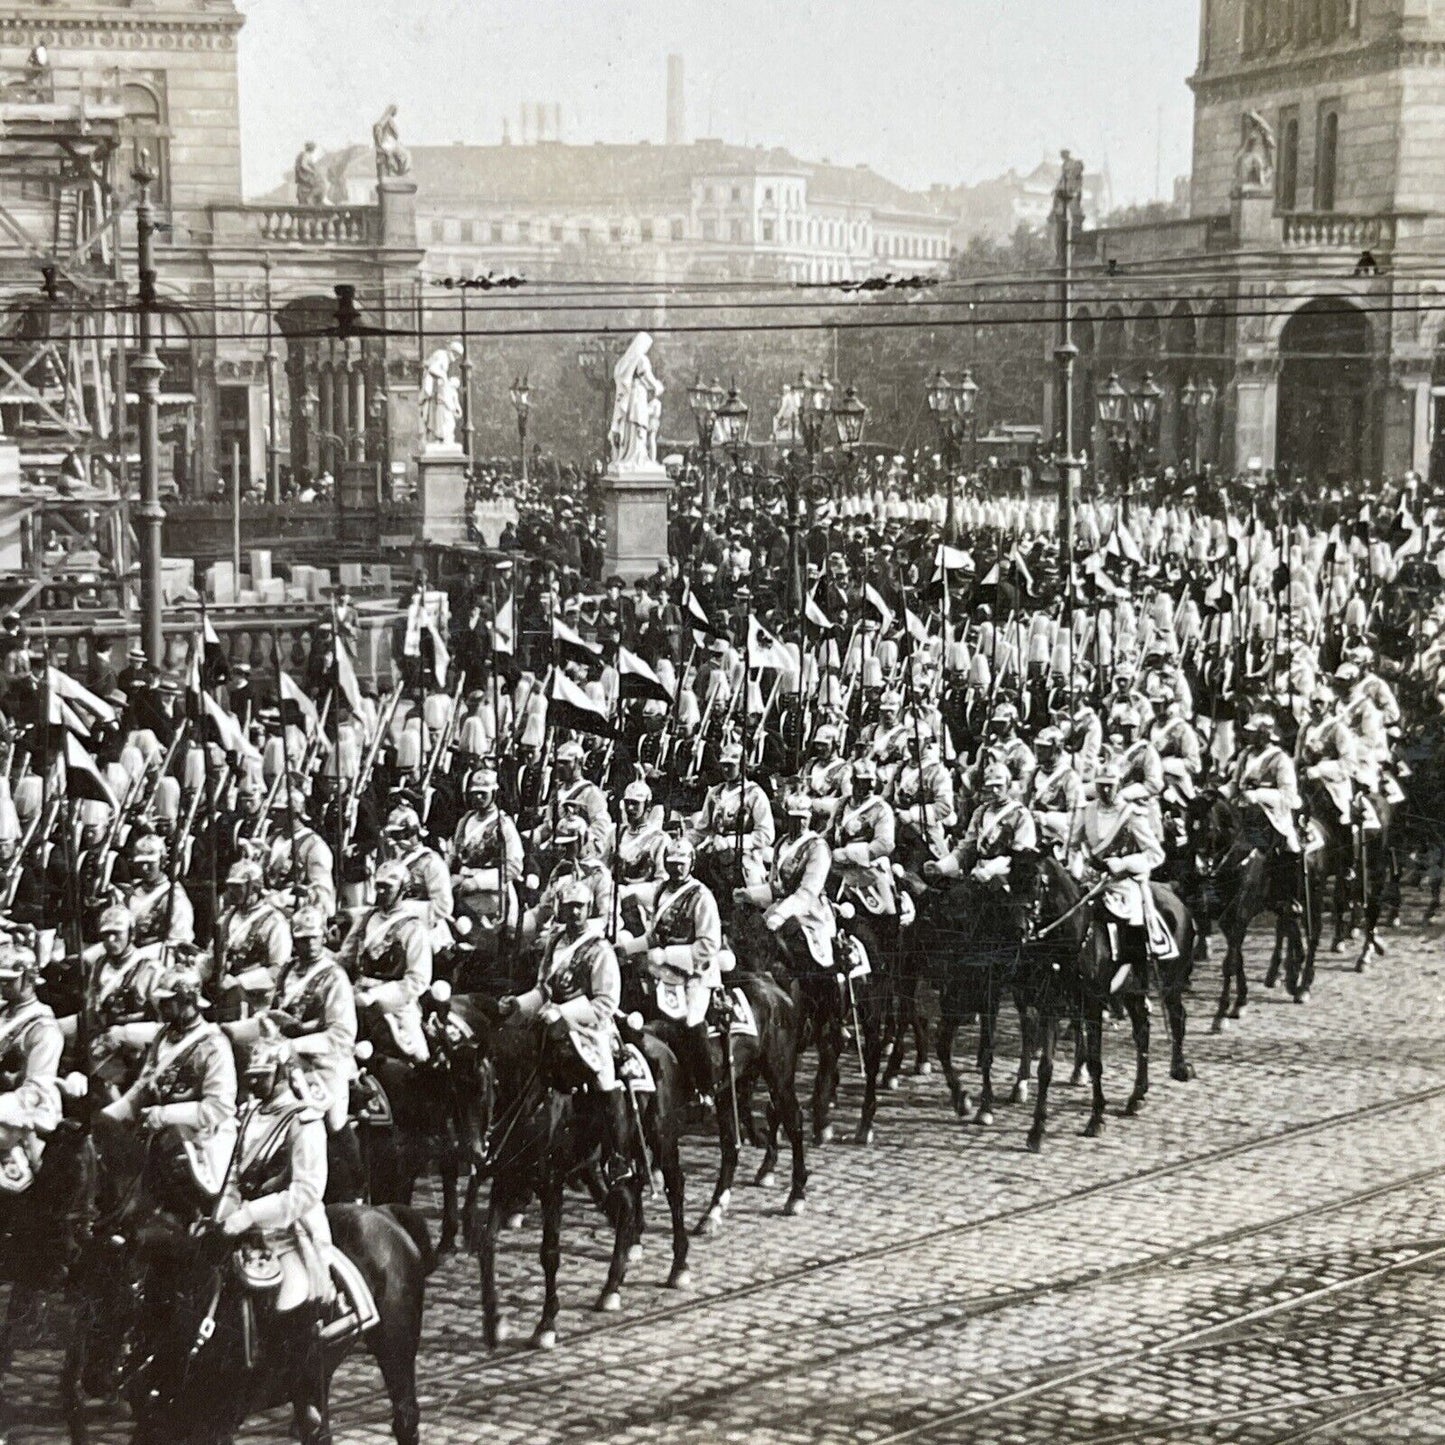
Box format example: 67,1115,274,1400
1186,789,1239,862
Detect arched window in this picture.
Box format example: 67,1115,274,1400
1278,115,1299,210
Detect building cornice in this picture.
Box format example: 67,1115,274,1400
0,10,244,50
1185,37,1445,100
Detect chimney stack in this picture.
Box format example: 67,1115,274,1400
518,103,528,145
535,100,548,142
553,101,563,143
666,54,685,146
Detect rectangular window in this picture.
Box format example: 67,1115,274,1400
1316,104,1339,210
702,219,717,240
729,219,743,242
640,220,654,242
1278,110,1299,209
459,220,475,244
731,186,741,202
429,218,445,243
489,222,504,243
578,225,592,244
517,220,531,242
761,221,774,242
670,218,685,241
550,223,563,242
609,223,623,243
764,187,774,203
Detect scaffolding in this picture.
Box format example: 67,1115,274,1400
0,57,134,611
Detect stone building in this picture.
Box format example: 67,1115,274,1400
0,0,423,506
1076,0,1445,483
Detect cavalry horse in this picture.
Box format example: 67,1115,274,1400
1300,778,1397,969
63,1113,434,1445
1179,789,1319,1022
474,1013,690,1351
906,856,1044,1126
727,898,886,1150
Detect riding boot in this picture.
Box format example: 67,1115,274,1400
684,1022,715,1105
602,1088,633,1189
329,1123,365,1204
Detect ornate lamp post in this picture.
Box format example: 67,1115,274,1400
1196,376,1218,470
927,368,955,465
132,150,165,665
577,335,613,459
954,366,979,472
509,375,531,483
687,374,725,516
1131,371,1163,475
1096,370,1130,504
714,380,749,508
1178,377,1198,476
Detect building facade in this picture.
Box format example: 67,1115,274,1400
0,0,424,507
1077,0,1445,483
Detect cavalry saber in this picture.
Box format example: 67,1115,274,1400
1034,874,1112,939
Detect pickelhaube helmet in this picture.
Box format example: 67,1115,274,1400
226,858,263,890
556,878,592,909
623,780,652,805
291,903,326,940
373,859,410,893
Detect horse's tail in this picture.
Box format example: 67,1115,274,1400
381,1203,439,1277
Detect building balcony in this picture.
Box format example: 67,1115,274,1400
210,203,382,249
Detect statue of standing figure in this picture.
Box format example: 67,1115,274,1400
294,142,325,206
609,332,664,470
373,104,412,180
420,340,464,449
773,381,801,444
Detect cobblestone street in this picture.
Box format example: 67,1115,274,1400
9,910,1445,1444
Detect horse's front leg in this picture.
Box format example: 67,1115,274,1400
533,1167,564,1350
1123,993,1150,1116
972,977,999,1126
1083,1009,1107,1137
936,999,969,1120
437,1153,459,1256
1027,1010,1056,1153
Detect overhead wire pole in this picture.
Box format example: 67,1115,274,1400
1053,152,1082,654
132,151,166,668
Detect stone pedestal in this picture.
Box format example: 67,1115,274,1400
378,177,419,248
1230,187,1277,247
602,463,672,580
416,446,469,546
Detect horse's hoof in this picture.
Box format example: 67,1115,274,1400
532,1327,558,1351
1264,975,1278,990
505,1213,525,1232
783,1195,806,1218
1010,1080,1029,1104
696,1209,722,1238
1388,913,1401,930
1424,908,1439,926
1211,1016,1226,1035
627,1243,643,1264
437,1235,457,1258
1354,957,1367,974
1231,1003,1247,1020
1349,926,1362,941
596,1291,622,1314
819,1124,835,1145
1372,936,1386,957
1295,989,1311,1006
914,1061,932,1076
1331,940,1347,954
667,1267,692,1291
718,1188,732,1214
754,1168,777,1189
652,1169,665,1194
973,1108,994,1127
1083,1115,1105,1138
886,1076,902,1092
1171,1062,1196,1083
1026,1130,1043,1154
854,1125,875,1146
494,1316,514,1345
1123,1094,1146,1117
1069,1069,1085,1088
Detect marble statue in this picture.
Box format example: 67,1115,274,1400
294,142,325,206
609,332,664,470
1236,110,1276,192
420,340,464,449
373,104,412,179
772,382,801,444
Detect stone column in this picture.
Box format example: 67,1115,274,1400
349,364,366,463
1382,362,1431,479
317,363,335,480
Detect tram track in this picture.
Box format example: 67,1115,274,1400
403,1087,1445,1415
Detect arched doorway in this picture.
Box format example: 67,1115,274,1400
1277,297,1374,483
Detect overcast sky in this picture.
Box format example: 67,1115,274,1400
236,0,1198,205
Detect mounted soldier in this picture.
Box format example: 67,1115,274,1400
925,762,1037,902
1069,757,1170,994
123,831,195,948
615,779,667,884
0,946,62,1196
737,792,836,973
689,740,774,887
338,859,433,1063
828,757,898,919
215,858,293,1017
617,836,723,1099
103,964,238,1213
449,766,524,934
499,879,631,1187
1028,725,1084,854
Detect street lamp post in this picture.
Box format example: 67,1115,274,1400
263,255,280,504
132,152,165,668
799,370,834,497
1130,371,1163,509
1196,377,1218,472
509,375,531,483
1178,378,1198,478
687,374,725,517
1096,370,1131,509
1052,151,1084,590
577,335,613,461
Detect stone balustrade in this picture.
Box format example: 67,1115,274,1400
1280,212,1397,250
210,203,381,248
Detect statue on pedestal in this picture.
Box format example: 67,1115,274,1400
1235,110,1276,193
420,341,464,450
609,332,664,470
373,104,412,180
